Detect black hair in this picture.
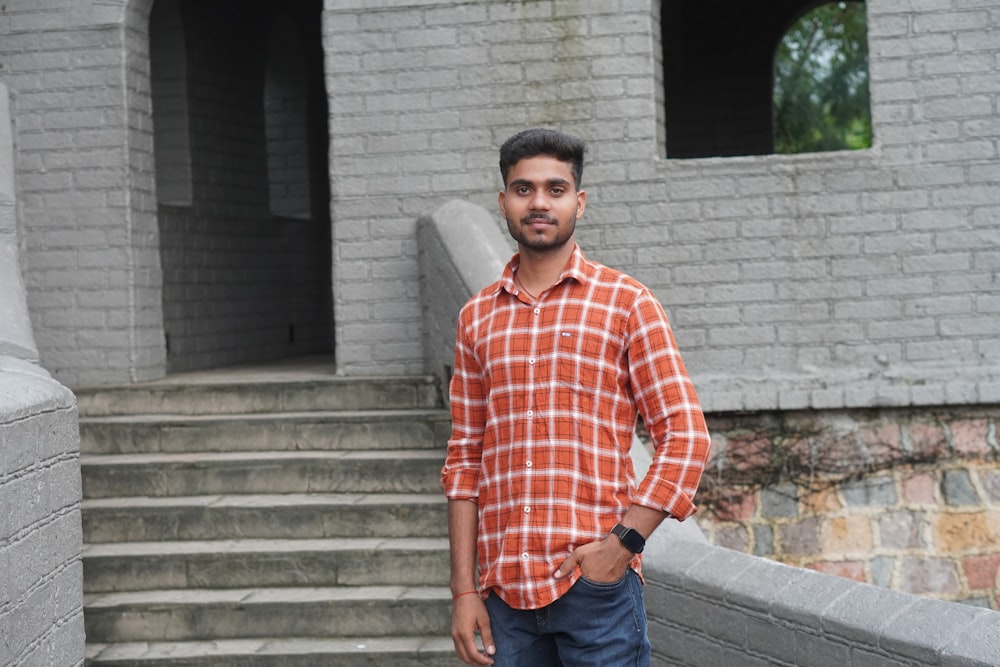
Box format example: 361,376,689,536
499,128,586,189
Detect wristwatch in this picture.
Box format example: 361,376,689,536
610,523,646,554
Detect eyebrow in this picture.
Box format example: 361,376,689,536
508,177,572,189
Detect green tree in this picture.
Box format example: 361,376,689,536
773,1,871,154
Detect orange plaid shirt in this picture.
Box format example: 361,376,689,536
441,245,710,610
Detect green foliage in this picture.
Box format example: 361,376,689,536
773,1,872,154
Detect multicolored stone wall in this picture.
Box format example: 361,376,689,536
687,406,1000,609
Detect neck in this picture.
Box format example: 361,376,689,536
516,241,574,297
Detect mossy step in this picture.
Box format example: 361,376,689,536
75,375,443,417
81,450,445,498
85,636,462,667
83,537,449,592
79,409,450,454
82,493,447,543
84,585,453,643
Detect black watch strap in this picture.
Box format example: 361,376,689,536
610,523,646,554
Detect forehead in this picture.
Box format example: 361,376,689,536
506,154,575,186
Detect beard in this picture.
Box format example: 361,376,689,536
505,212,576,252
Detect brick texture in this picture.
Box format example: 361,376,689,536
0,0,994,396
320,0,1000,413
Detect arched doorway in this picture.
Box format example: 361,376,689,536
149,0,333,372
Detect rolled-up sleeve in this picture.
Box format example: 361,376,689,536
441,312,486,500
627,291,711,520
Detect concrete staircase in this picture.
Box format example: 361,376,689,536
78,367,462,666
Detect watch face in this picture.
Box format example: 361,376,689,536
624,531,644,553
614,524,645,553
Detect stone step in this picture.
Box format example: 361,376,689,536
83,586,452,644
78,370,458,665
79,409,451,454
82,493,448,543
75,375,443,417
85,636,463,667
83,537,450,592
81,450,445,498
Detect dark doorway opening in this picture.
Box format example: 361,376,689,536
150,0,333,372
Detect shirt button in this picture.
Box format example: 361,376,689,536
533,308,540,315
526,410,533,417
525,460,532,468
524,506,531,514
528,358,535,365
522,552,529,560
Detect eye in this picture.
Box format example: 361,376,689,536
550,187,565,196
516,186,531,195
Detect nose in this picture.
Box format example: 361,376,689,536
529,189,550,211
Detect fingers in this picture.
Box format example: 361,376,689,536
552,551,579,579
478,612,496,663
457,634,494,666
555,540,631,582
451,596,495,665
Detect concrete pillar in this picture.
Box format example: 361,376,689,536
0,82,39,362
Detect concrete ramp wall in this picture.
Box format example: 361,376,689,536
643,533,1000,666
0,82,35,361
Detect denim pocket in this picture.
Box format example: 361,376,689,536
577,571,629,591
565,569,648,646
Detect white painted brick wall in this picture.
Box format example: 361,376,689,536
0,0,995,406
326,0,999,412
325,0,660,374
2,0,164,386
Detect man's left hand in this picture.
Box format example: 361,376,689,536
552,535,632,583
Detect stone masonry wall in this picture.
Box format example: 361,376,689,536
692,405,1000,609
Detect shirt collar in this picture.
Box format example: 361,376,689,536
496,244,591,296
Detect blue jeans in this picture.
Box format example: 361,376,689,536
483,569,651,667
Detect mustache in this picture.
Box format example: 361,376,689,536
521,214,555,223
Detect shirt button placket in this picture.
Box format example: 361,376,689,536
521,506,532,573
522,302,540,580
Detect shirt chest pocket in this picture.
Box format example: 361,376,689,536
555,330,607,389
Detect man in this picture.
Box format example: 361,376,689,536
441,128,711,667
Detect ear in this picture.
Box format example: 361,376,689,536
498,190,506,218
575,190,586,219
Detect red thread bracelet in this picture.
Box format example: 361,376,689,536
452,590,479,600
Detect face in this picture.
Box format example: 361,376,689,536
499,155,586,254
